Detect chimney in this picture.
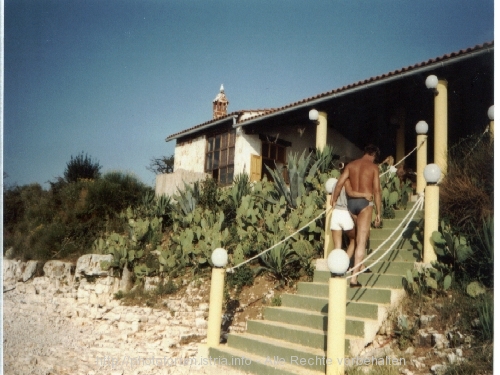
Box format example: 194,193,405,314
213,84,229,119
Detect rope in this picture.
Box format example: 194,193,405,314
464,125,490,158
346,195,424,280
226,208,330,273
379,137,426,177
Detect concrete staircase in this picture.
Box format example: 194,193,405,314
210,203,423,375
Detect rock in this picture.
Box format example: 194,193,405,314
411,359,426,369
22,260,41,282
43,260,74,281
119,266,133,292
4,247,15,259
430,364,447,375
75,254,113,278
447,353,457,364
419,315,436,328
417,329,433,347
3,259,24,288
195,318,207,328
144,276,161,291
432,333,449,349
405,346,415,355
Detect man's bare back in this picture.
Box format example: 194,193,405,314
330,145,382,286
345,158,379,194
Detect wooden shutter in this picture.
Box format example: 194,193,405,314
250,154,262,182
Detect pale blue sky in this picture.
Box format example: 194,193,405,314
4,0,494,188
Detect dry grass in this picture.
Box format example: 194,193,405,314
440,136,493,237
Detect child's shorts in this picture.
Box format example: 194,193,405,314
330,209,354,231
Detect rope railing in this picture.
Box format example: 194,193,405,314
226,146,425,274
226,208,329,273
463,125,490,158
379,137,426,177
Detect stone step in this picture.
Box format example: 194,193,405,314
378,216,422,229
295,283,396,304
281,293,392,315
264,301,382,330
369,225,416,240
393,207,423,220
313,271,406,289
246,314,378,343
210,344,324,375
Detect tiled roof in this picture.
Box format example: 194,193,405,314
238,41,494,124
167,41,493,141
165,109,277,141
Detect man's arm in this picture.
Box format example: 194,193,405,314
372,165,382,226
345,180,373,200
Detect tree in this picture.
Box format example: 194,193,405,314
64,152,102,183
147,155,174,174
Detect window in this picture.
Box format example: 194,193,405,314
261,140,288,182
206,129,236,185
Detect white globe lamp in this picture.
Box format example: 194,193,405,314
423,164,441,184
488,105,494,120
425,75,438,90
309,109,319,121
327,249,350,276
211,248,228,268
415,121,429,134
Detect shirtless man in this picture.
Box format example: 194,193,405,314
330,145,382,287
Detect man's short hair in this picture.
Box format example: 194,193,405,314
364,144,380,158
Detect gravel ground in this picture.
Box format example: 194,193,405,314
3,289,251,375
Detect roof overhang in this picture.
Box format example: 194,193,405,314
234,44,493,129
166,114,238,142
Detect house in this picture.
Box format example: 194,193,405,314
156,42,493,196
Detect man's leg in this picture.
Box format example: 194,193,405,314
350,207,373,285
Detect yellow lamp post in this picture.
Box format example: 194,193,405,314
310,109,328,152
426,75,448,177
415,121,428,194
326,249,350,375
423,164,441,263
206,248,228,347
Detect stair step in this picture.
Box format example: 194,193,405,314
247,315,377,341
281,293,392,314
368,247,420,262
222,334,335,373
296,279,405,311
210,344,324,375
378,217,422,229
313,271,405,289
264,301,379,329
393,208,423,220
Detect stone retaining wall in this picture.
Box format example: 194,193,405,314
3,255,216,374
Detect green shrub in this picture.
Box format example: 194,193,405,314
227,265,254,292
64,152,101,183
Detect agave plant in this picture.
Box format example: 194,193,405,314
256,241,299,285
172,181,200,216
265,150,320,209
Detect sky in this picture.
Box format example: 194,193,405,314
3,0,495,189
